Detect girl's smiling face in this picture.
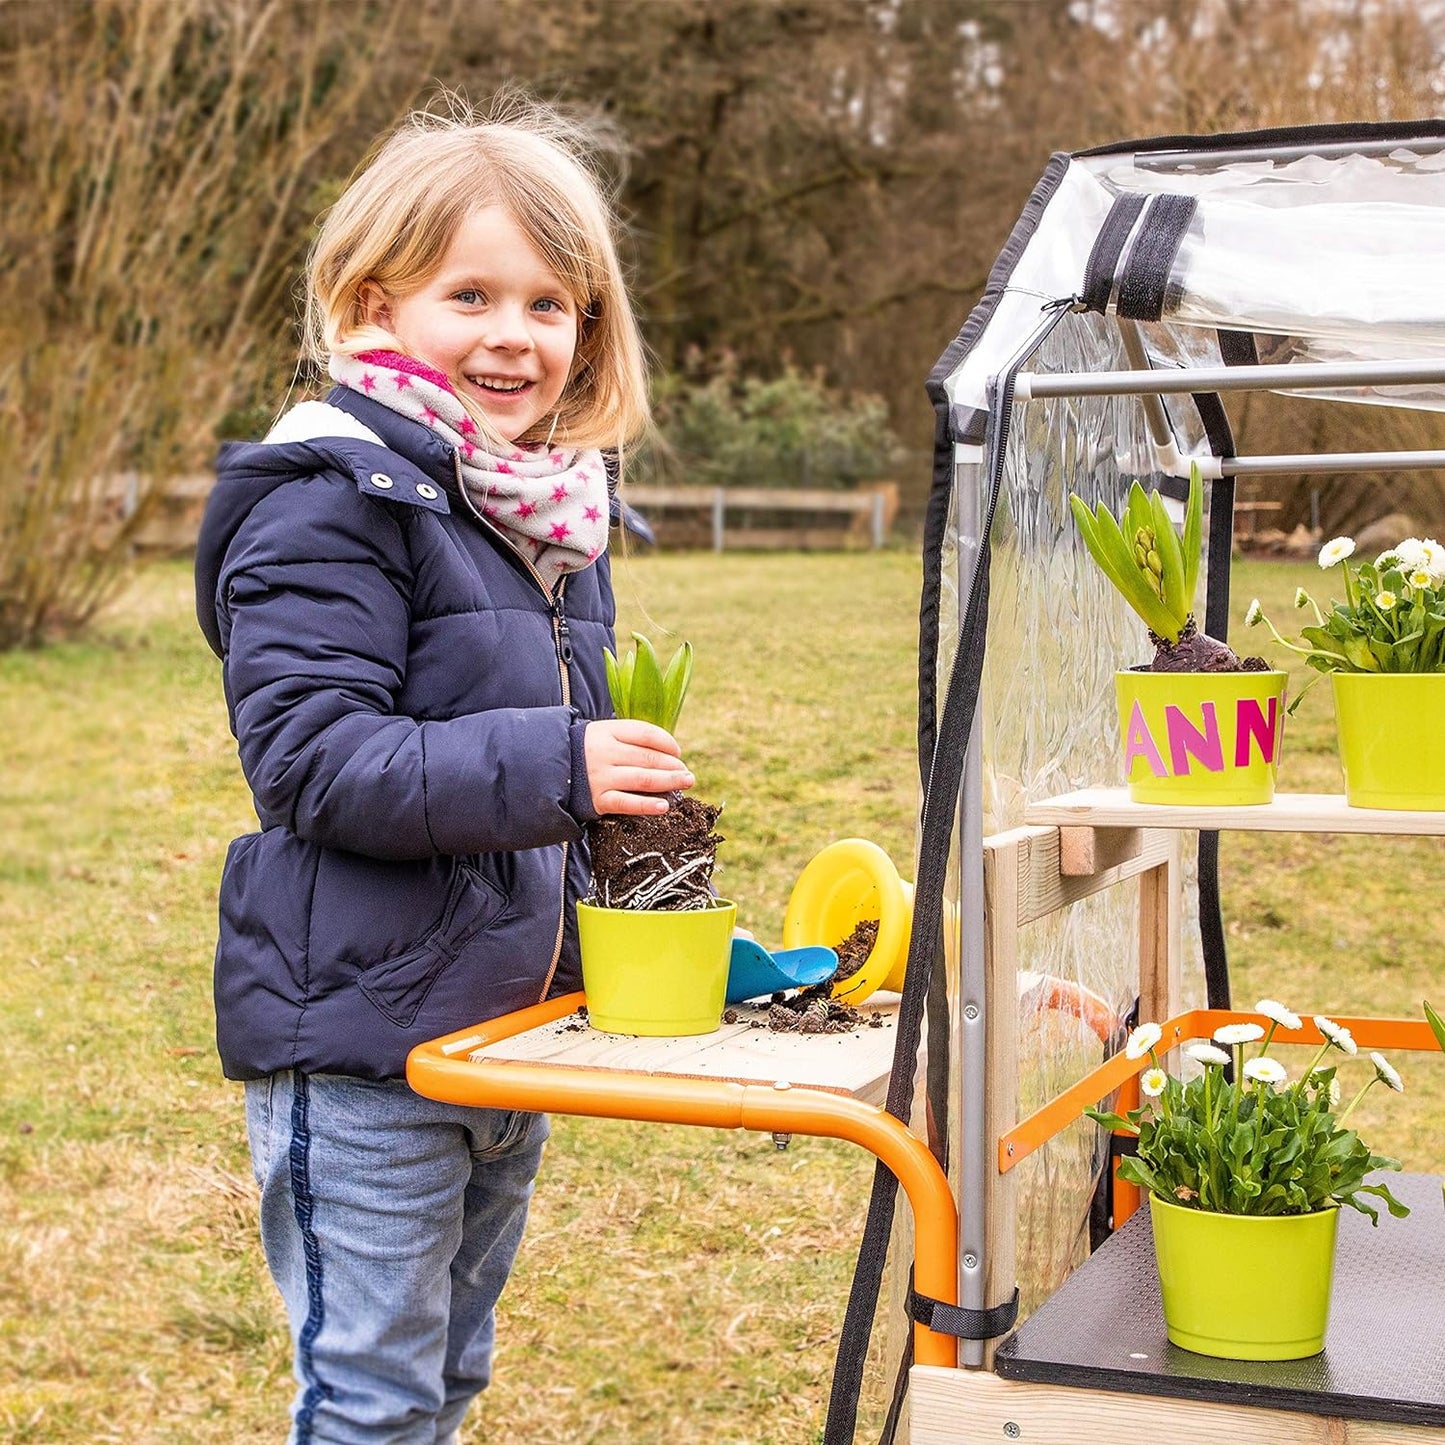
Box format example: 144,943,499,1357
362,206,579,445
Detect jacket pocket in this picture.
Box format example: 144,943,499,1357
357,864,505,1028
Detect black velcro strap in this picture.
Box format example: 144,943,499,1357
1217,328,1259,367
1117,193,1197,321
911,1285,1020,1341
1080,193,1146,313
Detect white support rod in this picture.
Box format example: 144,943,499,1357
1220,449,1445,476
1013,357,1445,401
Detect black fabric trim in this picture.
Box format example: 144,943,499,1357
912,1285,1020,1342
1217,329,1259,367
1081,193,1146,314
928,152,1074,450
826,306,1069,1444
1117,194,1197,321
1075,117,1445,161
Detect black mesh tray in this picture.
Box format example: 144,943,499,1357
994,1173,1445,1427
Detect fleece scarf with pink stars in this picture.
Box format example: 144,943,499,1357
330,350,610,593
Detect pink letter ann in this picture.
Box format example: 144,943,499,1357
1234,696,1278,767
1123,700,1168,777
1166,702,1224,775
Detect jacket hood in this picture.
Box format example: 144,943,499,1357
195,391,457,658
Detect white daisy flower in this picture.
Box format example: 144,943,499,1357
1376,590,1397,610
1420,538,1445,583
1370,1052,1404,1093
1308,1066,1343,1108
1243,1057,1287,1088
1255,999,1302,1031
1141,1067,1168,1097
1213,1022,1265,1046
1186,1042,1231,1067
1319,536,1356,568
1245,598,1263,627
1395,538,1430,575
1375,550,1402,572
1313,1015,1358,1055
1125,1021,1163,1060
1410,569,1433,589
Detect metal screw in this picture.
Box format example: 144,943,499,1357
1006,1143,1015,1156
962,1252,978,1269
772,1132,792,1151
1003,1423,1021,1439
964,1003,979,1021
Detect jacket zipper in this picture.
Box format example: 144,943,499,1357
453,449,574,1001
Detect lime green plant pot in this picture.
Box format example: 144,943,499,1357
1333,673,1445,809
577,899,736,1036
1116,669,1287,805
1149,1194,1338,1360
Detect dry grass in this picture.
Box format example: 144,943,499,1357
0,552,1438,1443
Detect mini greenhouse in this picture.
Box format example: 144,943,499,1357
821,119,1445,1444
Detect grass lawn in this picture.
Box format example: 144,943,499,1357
0,550,1439,1443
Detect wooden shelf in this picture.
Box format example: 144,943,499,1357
1023,788,1445,836
461,993,902,1106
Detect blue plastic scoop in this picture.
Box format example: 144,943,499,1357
725,938,838,1005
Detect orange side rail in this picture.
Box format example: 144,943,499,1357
999,1008,1440,1181
408,993,960,1369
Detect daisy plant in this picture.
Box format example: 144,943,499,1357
604,633,693,732
1246,534,1445,709
1086,1001,1409,1222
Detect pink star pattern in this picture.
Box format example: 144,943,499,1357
360,373,377,393
421,406,439,427
583,505,602,522
551,483,569,502
394,374,412,390
549,521,571,541
515,501,537,519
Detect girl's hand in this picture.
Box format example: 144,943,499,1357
584,719,694,816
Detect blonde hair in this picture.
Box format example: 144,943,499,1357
305,94,650,453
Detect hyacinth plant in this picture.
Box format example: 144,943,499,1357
588,634,722,912
1246,534,1445,710
1086,1002,1410,1222
1070,462,1258,672
604,632,694,732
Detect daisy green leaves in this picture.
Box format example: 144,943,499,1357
1247,534,1445,700
1087,1006,1409,1222
604,633,693,733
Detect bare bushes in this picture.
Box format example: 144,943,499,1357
0,0,398,647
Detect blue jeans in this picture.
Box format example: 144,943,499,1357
245,1071,548,1444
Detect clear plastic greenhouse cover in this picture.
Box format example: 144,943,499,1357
930,130,1445,1315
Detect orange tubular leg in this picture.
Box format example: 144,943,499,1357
408,994,960,1368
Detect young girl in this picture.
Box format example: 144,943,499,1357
195,98,692,1444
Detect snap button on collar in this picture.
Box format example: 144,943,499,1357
369,472,394,490
416,482,439,500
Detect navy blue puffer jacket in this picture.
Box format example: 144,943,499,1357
196,388,612,1080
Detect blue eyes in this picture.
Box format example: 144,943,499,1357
450,289,567,314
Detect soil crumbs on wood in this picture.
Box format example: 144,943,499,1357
735,919,886,1035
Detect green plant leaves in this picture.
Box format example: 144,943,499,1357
1087,1066,1407,1220
603,633,694,733
1068,465,1205,645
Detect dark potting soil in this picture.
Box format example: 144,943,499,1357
586,794,724,910
1144,618,1268,674
748,919,886,1035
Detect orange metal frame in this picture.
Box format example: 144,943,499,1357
407,991,962,1368
998,1008,1440,1227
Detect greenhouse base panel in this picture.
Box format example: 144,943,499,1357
993,1172,1445,1428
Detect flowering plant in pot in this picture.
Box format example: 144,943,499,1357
1087,1002,1409,1360
578,634,733,1037
1069,463,1285,803
1246,534,1445,808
